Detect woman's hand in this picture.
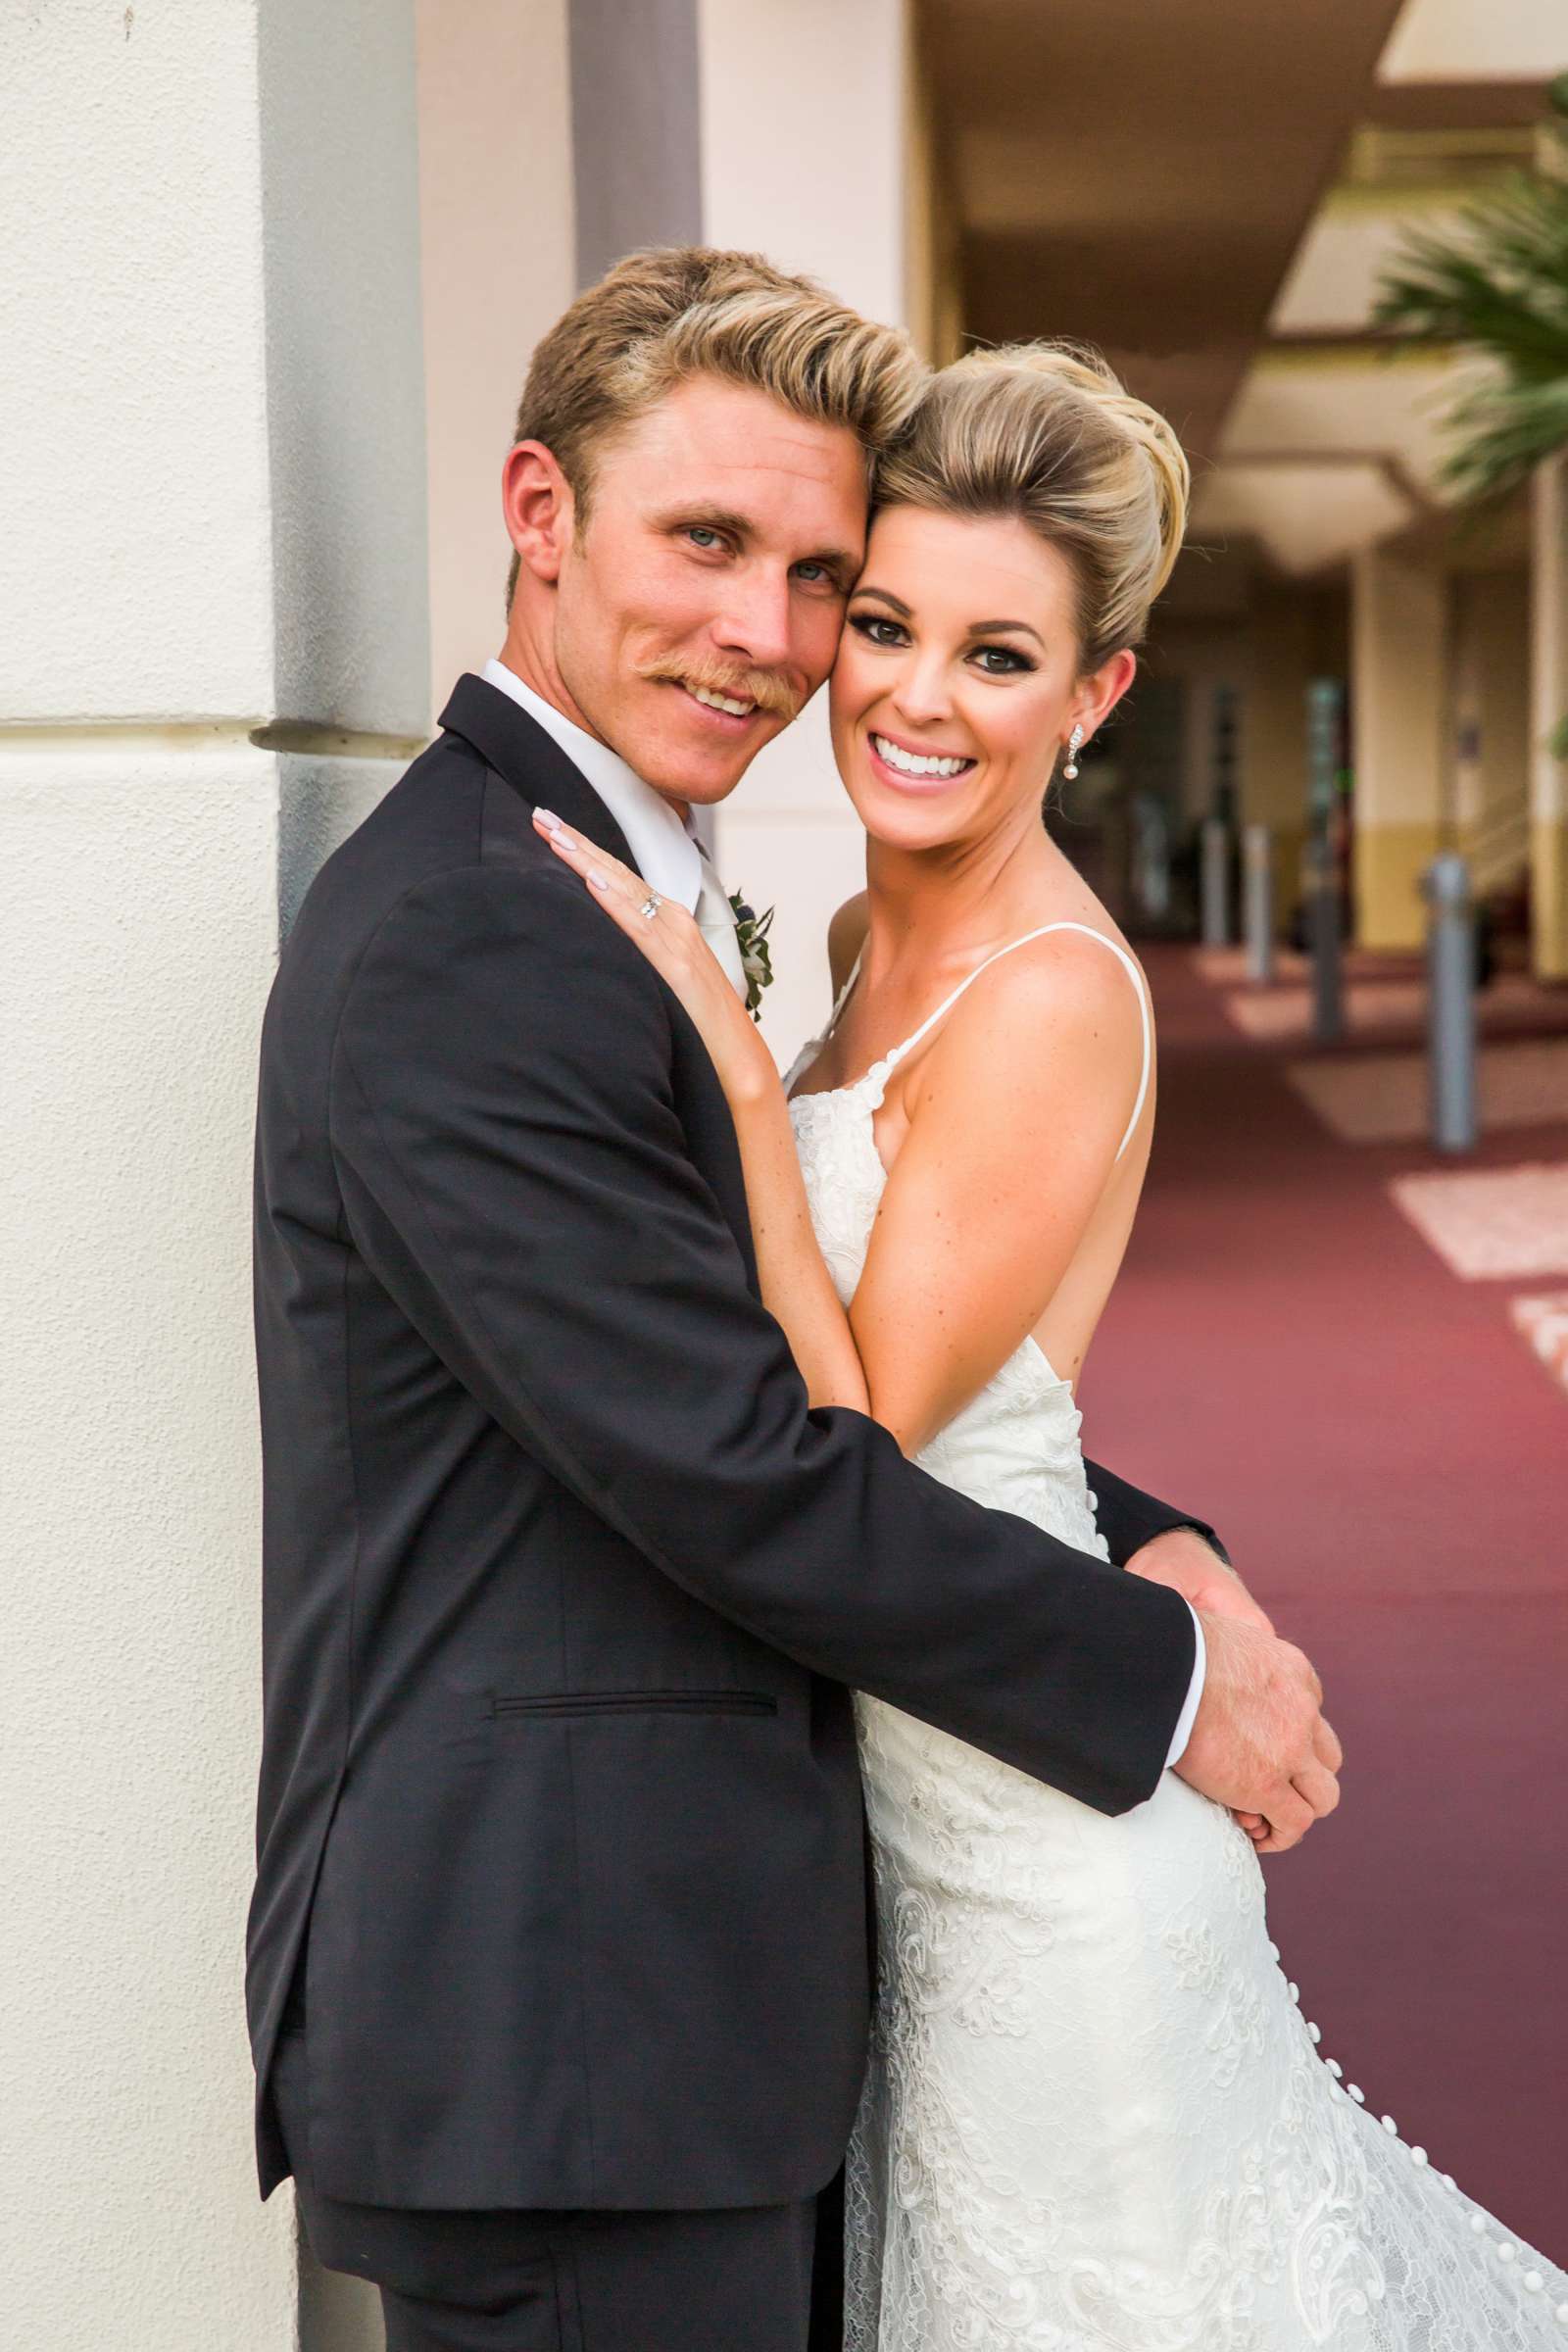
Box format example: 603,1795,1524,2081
533,808,776,1106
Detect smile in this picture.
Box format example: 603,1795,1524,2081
675,681,760,720
870,731,976,782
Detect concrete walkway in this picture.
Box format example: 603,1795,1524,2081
1086,944,1568,2260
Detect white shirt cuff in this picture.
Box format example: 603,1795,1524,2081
1163,1605,1206,1769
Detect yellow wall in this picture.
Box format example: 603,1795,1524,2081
1350,543,1447,950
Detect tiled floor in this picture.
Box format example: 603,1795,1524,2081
1387,1161,1568,1280
1284,1038,1568,1145
1511,1291,1568,1395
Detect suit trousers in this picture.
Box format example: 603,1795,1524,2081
273,2030,840,2351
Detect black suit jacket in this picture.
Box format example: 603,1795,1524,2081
247,674,1204,2211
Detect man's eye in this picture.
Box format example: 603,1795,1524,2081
794,562,839,588
685,526,725,552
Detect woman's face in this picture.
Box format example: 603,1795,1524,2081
828,506,1133,857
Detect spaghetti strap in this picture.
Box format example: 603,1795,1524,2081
883,922,1152,1160
823,942,866,1038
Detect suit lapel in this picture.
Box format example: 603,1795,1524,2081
437,675,760,1295
439,672,638,868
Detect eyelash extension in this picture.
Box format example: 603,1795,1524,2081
849,613,1036,674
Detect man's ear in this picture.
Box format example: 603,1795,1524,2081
502,440,575,587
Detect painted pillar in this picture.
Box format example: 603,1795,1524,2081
1349,543,1448,952
416,0,576,712
1530,454,1568,980
1451,568,1531,883
697,0,914,1063
1,4,427,2346
1241,593,1317,936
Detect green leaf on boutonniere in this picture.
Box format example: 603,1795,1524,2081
729,891,776,1021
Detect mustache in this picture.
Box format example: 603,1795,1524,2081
638,653,805,723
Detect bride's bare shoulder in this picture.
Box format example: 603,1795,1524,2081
826,891,870,996
917,912,1151,1129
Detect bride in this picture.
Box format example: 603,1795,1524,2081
536,344,1567,2347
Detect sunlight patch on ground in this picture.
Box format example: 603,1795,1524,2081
1511,1292,1568,1398
1284,1040,1568,1145
1388,1162,1568,1280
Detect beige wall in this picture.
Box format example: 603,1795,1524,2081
1451,569,1531,873
698,0,914,1066
416,0,576,714
1350,543,1448,950
1241,593,1319,925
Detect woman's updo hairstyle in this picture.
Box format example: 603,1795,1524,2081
872,342,1190,671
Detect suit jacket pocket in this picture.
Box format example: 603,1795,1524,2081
489,1688,778,1719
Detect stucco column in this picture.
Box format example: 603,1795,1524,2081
1450,568,1530,879
1349,543,1448,952
1530,454,1568,980
1240,593,1317,935
2,5,427,2346
697,0,915,1063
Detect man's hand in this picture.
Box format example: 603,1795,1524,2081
1174,1612,1343,1853
1125,1527,1275,1634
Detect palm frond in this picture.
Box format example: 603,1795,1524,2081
1373,78,1568,499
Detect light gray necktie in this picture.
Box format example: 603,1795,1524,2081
691,836,749,1004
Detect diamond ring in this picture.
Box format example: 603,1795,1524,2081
638,893,663,922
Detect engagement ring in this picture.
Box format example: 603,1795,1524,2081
638,894,663,922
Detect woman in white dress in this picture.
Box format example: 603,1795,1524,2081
536,344,1567,2348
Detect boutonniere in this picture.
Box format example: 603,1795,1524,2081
729,891,776,1021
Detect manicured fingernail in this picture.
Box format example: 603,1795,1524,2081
534,807,561,833
588,869,610,890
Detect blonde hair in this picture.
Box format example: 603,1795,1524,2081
507,246,928,603
873,343,1190,668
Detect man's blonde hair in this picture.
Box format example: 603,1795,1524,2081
875,343,1191,670
506,246,927,603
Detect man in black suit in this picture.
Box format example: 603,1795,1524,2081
250,248,1338,2352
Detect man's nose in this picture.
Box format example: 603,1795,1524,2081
711,565,794,673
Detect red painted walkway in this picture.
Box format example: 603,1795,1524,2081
1085,946,1568,2259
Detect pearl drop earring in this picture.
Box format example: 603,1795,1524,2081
1062,723,1085,781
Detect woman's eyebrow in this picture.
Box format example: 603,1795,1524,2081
968,617,1045,647
849,584,911,614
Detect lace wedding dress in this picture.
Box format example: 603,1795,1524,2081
786,927,1567,2350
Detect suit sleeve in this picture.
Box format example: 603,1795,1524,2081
330,863,1197,1816
1080,1459,1231,1571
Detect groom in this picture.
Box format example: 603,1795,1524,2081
249,247,1338,2351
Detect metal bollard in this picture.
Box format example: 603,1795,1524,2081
1423,853,1477,1152
1200,818,1230,948
1243,825,1274,984
1307,831,1344,1043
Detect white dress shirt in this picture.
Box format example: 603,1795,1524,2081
480,656,1205,1771
481,659,747,996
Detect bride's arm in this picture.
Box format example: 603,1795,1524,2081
849,936,1144,1454
533,813,870,1413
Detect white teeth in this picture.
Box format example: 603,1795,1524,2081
873,733,970,779
690,684,755,716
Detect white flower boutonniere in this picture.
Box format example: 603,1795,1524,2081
729,891,776,1021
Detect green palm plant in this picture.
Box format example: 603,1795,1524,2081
1373,73,1568,504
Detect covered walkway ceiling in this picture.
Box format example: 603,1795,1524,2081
922,0,1408,462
